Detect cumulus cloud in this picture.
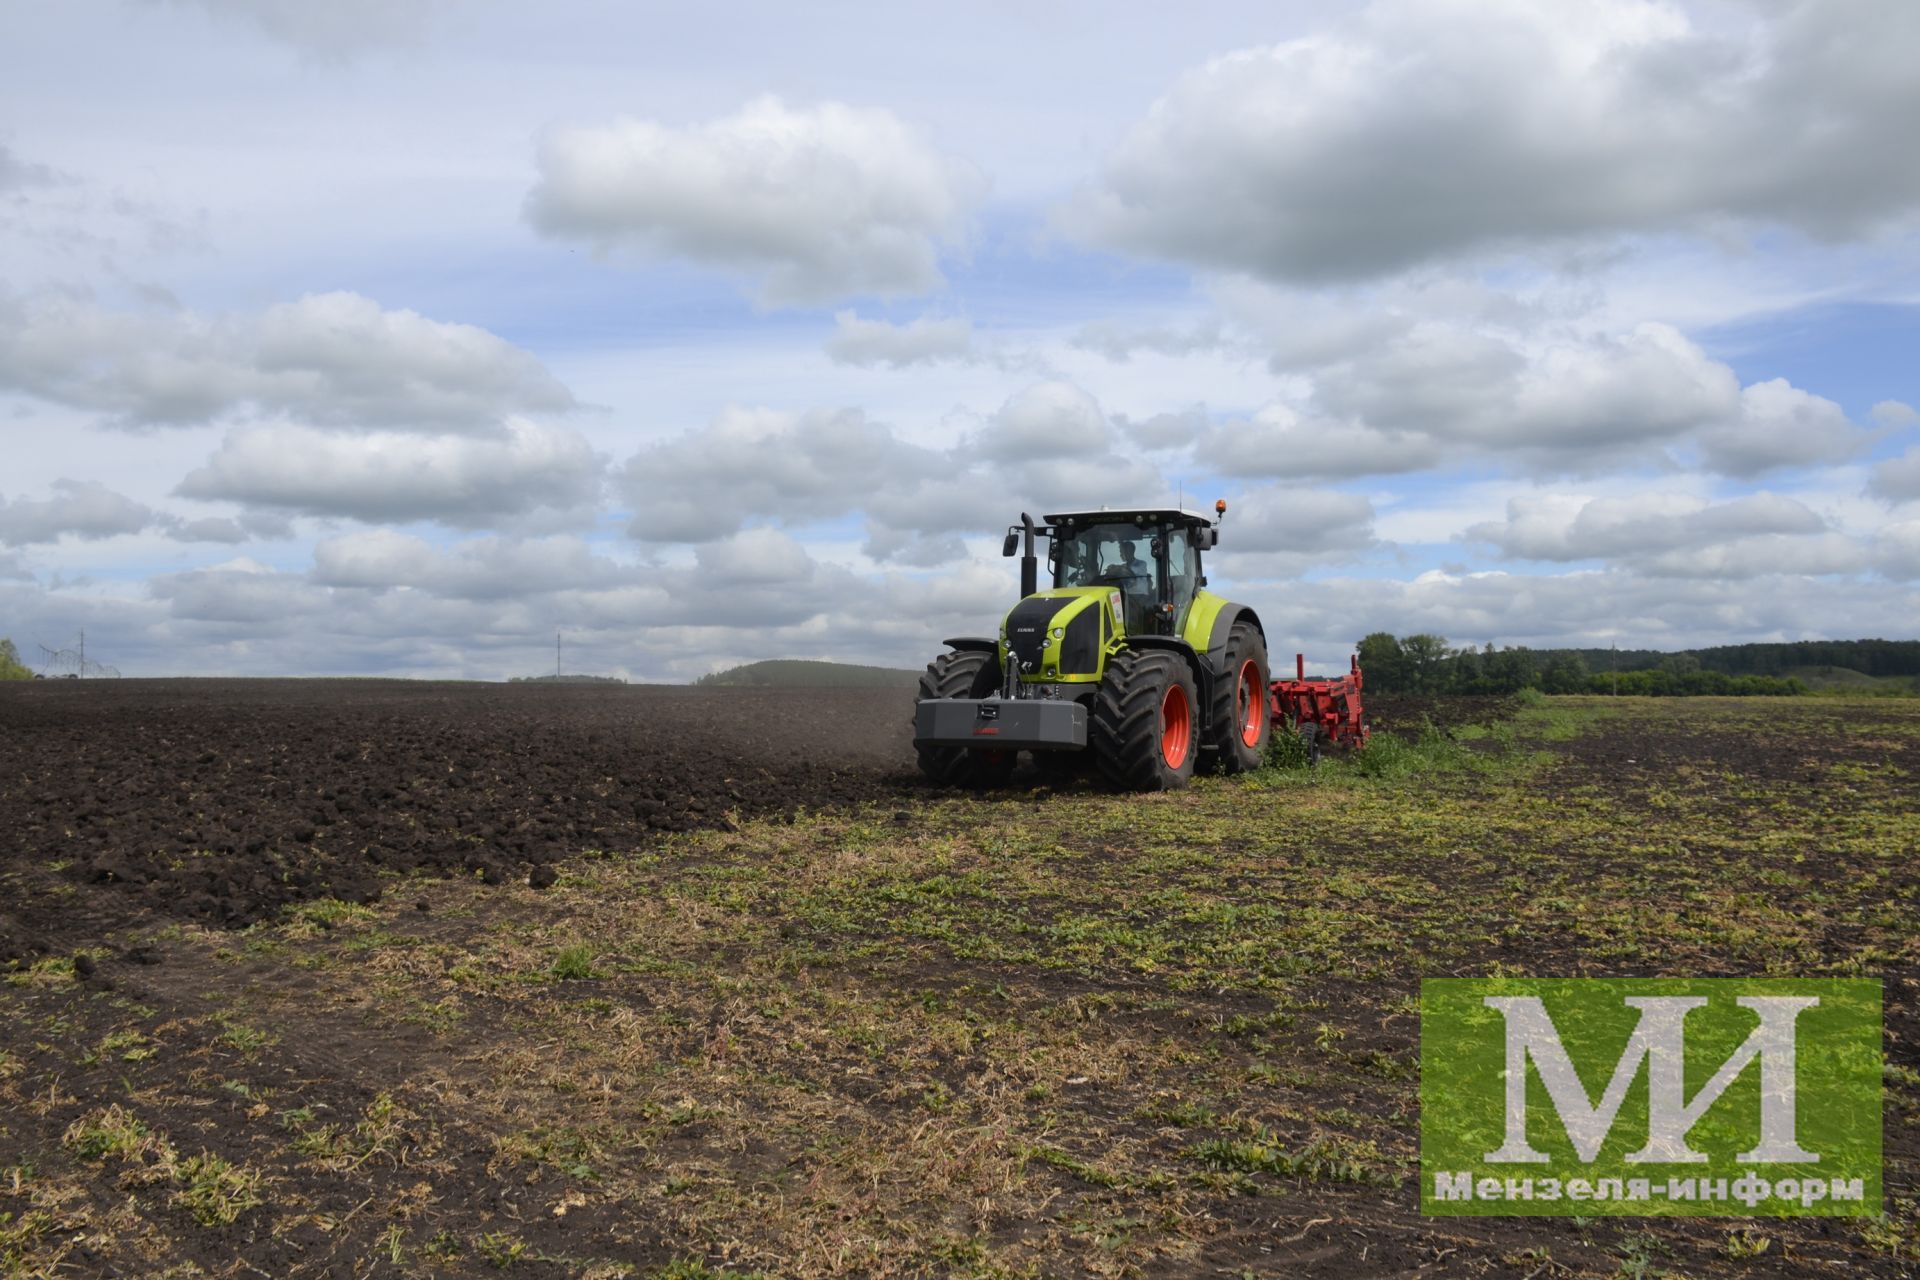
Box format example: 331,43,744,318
1697,380,1867,477
1871,400,1920,430
176,420,604,526
620,406,946,542
1871,448,1920,505
1219,486,1378,579
615,385,1174,565
1187,319,1870,480
0,479,293,548
825,311,974,367
0,289,575,431
1199,404,1443,480
526,97,983,306
150,0,434,59
0,480,155,546
977,381,1112,459
1319,322,1739,462
1463,491,1867,578
1071,0,1920,283
312,529,619,599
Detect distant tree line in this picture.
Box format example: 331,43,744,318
1537,639,1920,679
1354,633,1808,697
1,638,32,680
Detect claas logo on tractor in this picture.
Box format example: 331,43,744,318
911,505,1368,791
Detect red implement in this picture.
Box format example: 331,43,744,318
1270,653,1369,752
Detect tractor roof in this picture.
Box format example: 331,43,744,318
1043,508,1218,529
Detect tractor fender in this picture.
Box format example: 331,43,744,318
1203,605,1265,673
942,636,998,654
1121,635,1214,708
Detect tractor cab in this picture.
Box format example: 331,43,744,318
1042,509,1216,639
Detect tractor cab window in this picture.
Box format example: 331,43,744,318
1053,521,1162,633
1163,527,1200,623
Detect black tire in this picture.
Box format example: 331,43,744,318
1090,649,1199,792
1202,620,1270,774
1301,721,1322,768
915,650,1017,788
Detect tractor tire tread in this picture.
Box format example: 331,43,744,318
1090,648,1195,792
1202,620,1270,775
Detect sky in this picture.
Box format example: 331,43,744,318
1,0,1917,681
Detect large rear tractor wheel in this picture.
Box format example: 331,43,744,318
915,650,1016,789
1090,649,1199,791
1202,621,1270,774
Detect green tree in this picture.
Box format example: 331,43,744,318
1356,632,1408,692
1400,633,1451,693
1540,651,1589,694
0,638,32,680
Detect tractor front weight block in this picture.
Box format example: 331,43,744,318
913,698,1088,752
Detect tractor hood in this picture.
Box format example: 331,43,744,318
1001,587,1116,682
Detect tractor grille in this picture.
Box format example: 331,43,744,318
1058,604,1101,675
1003,597,1057,674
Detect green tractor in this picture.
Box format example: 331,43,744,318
913,503,1271,790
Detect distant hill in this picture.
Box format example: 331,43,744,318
694,659,921,689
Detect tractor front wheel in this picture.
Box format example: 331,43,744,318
915,650,1017,789
1091,649,1198,791
1202,620,1270,774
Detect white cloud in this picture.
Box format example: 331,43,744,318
0,480,154,546
1199,404,1442,480
1219,486,1378,578
977,381,1111,459
1184,318,1869,480
620,406,946,542
1070,0,1920,283
825,311,974,367
1697,380,1867,478
1870,447,1920,505
1463,490,1868,578
175,420,605,526
0,289,575,431
1871,400,1920,430
526,97,984,306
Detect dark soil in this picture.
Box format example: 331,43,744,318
0,679,914,960
1362,691,1518,736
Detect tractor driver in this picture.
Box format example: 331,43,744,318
1113,538,1158,633
1116,539,1153,588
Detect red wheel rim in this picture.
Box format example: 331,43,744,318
1236,659,1264,747
1160,681,1192,769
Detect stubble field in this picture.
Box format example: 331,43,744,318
0,681,1915,1278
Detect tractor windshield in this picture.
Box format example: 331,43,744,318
1052,521,1165,633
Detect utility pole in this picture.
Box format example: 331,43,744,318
556,629,562,680
1611,640,1618,697
78,629,84,679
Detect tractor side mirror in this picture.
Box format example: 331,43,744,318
1001,529,1020,557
